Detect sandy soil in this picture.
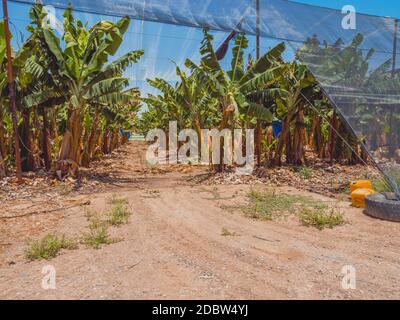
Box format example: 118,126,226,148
0,141,399,300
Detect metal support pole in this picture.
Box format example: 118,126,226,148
392,19,398,76
256,0,261,167
391,19,400,198
388,18,398,157
256,0,260,60
2,0,23,183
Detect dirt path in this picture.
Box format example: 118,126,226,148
1,141,399,299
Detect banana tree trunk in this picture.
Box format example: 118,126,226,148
369,119,379,151
194,117,202,152
0,104,7,175
94,130,103,157
0,135,5,177
110,130,119,152
285,125,293,164
0,149,5,178
264,126,273,166
312,115,325,159
31,108,42,170
361,143,369,163
328,110,337,164
256,120,262,167
102,128,111,154
50,109,59,141
20,108,35,172
216,103,235,172
57,108,82,178
41,107,51,170
218,104,235,131
68,109,82,165
346,125,360,165
0,144,7,178
82,110,101,167
293,109,305,165
273,113,292,166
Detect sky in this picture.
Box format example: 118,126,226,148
1,0,399,98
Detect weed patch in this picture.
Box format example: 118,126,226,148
241,189,326,220
25,234,77,261
222,188,329,221
299,208,346,230
221,227,237,236
107,202,132,226
81,219,115,249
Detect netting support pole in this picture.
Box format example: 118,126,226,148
389,18,398,165
256,0,260,59
391,19,400,198
392,19,398,76
2,0,23,184
255,0,262,167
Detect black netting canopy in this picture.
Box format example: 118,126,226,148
10,0,400,195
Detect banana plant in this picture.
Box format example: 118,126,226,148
0,13,55,173
272,62,317,165
185,29,286,130
38,6,143,171
174,65,219,135
81,86,141,166
297,33,399,163
144,66,219,137
143,78,186,130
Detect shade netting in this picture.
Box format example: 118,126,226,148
7,0,400,196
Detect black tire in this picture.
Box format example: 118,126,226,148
365,193,400,222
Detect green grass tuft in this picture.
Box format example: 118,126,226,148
299,208,346,230
81,219,115,249
25,234,77,261
107,202,132,226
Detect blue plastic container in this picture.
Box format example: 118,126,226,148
272,119,283,138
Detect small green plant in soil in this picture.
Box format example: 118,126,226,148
25,234,77,261
107,194,129,206
82,218,115,249
107,202,132,226
299,208,346,230
221,227,237,237
299,166,313,180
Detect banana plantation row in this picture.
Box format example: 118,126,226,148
0,4,367,180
